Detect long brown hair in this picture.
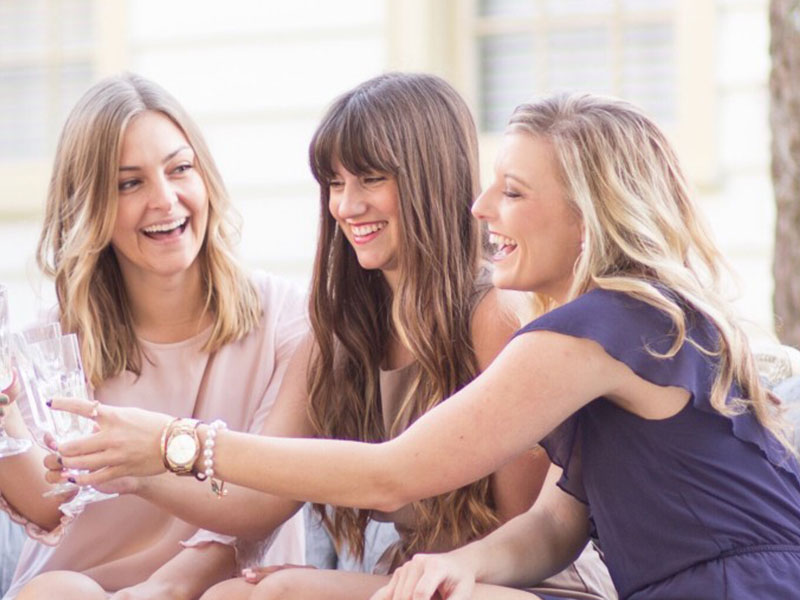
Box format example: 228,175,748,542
307,73,499,559
37,73,260,388
510,92,794,454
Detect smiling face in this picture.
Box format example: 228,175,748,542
327,159,402,287
472,131,583,302
111,111,209,284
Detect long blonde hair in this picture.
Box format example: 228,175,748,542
307,73,499,559
37,73,260,388
509,92,793,453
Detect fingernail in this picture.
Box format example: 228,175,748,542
67,477,76,484
46,399,52,407
0,394,8,405
57,456,63,466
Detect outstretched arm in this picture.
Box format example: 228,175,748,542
55,330,625,511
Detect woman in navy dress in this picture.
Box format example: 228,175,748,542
53,92,800,599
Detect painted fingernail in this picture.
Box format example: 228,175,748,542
67,477,76,484
57,456,63,466
0,394,8,405
45,399,52,407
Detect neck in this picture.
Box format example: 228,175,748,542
121,262,212,343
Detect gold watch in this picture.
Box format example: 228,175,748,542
162,418,201,476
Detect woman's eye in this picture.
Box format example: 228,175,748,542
118,179,140,192
173,163,193,174
362,175,387,185
329,180,344,190
502,189,521,199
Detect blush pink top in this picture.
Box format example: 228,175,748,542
1,272,307,598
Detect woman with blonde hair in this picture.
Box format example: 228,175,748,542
56,90,800,597
0,73,306,599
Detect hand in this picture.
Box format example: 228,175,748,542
109,580,186,600
370,553,476,600
49,396,172,487
42,449,142,496
241,564,316,584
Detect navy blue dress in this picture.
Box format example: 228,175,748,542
517,289,800,600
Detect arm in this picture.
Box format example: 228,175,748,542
373,464,590,600
46,335,316,538
56,329,626,511
0,380,67,531
471,288,550,521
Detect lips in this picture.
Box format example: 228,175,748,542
349,221,387,244
141,217,189,239
488,231,517,261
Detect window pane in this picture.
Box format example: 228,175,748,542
544,0,613,16
0,67,48,159
621,24,675,124
479,33,536,132
59,0,94,50
478,0,537,18
547,28,614,95
0,0,48,54
622,0,674,12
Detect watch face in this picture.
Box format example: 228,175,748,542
167,433,198,466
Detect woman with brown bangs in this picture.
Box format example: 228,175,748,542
190,73,610,599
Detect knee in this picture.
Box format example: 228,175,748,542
250,568,310,600
17,571,106,600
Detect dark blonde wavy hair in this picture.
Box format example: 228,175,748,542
37,73,260,388
510,92,793,454
307,73,500,560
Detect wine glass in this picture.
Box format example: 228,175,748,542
27,333,117,516
13,323,77,496
0,284,33,458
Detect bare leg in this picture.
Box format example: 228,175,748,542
201,577,256,600
252,568,389,600
16,570,107,600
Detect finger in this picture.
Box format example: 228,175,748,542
64,464,125,487
369,583,390,600
59,445,121,472
43,432,58,452
43,452,63,472
396,564,420,600
57,432,116,459
48,396,97,419
413,570,446,600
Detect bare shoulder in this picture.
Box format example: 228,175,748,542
471,287,526,370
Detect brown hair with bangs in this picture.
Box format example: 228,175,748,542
306,72,500,561
36,73,260,388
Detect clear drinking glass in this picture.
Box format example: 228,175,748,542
0,284,33,458
26,334,117,516
13,323,77,496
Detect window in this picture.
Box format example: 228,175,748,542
474,0,676,132
0,0,95,160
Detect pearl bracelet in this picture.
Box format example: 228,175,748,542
202,419,228,498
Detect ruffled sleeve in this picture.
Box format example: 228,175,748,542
514,288,800,503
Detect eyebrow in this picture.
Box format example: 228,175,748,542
504,173,532,189
119,145,192,172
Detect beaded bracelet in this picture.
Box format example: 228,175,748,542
202,419,228,498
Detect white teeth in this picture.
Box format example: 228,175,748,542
143,217,187,233
351,222,386,236
489,233,516,248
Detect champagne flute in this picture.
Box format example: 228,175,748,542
0,284,33,458
54,334,118,516
13,322,77,495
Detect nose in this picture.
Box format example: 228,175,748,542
334,184,367,220
471,189,494,221
148,175,178,211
